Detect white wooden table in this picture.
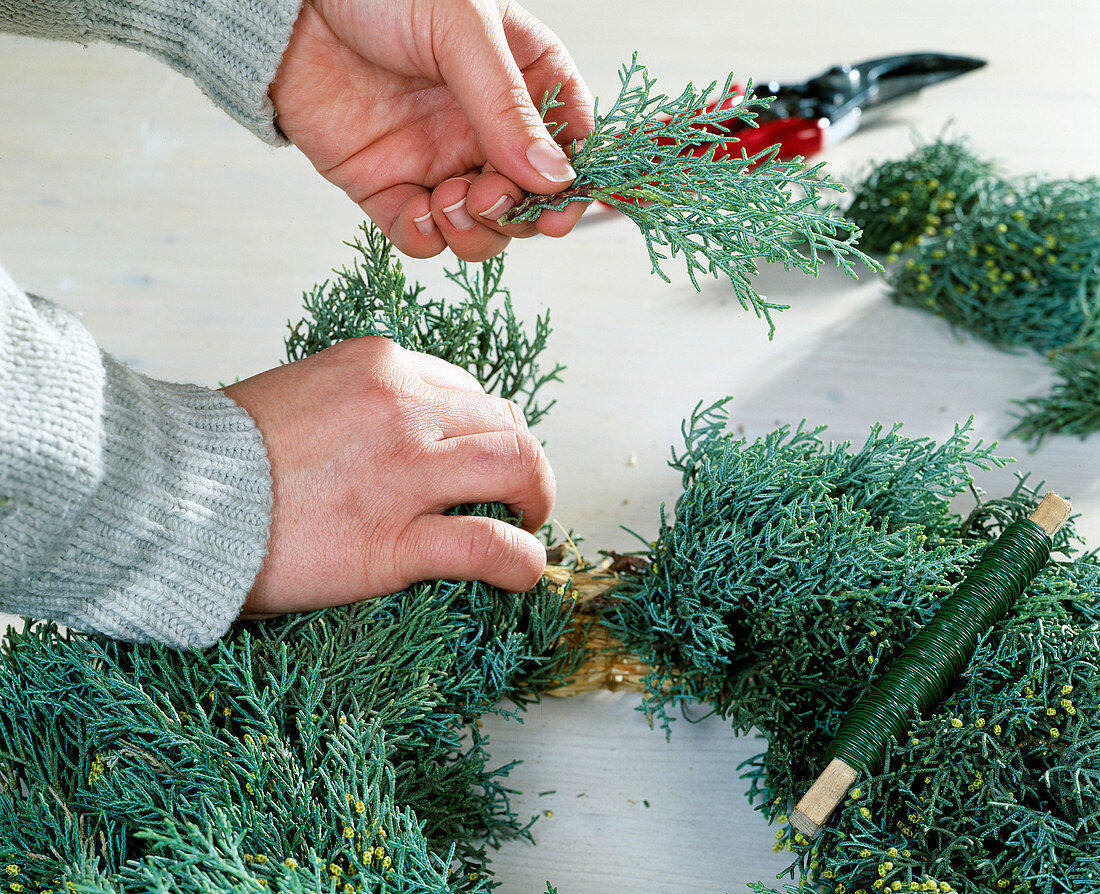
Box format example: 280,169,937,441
3,2,1098,891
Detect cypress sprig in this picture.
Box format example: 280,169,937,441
503,55,878,336
286,222,563,427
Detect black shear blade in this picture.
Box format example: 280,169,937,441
768,52,987,123
850,52,987,110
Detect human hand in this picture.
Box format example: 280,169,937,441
270,0,595,262
222,336,555,618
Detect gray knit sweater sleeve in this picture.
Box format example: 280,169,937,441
0,265,273,648
0,0,302,144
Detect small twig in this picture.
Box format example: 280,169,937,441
501,187,594,223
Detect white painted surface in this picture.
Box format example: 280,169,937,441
2,2,1098,892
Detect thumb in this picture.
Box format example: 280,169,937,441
435,8,576,195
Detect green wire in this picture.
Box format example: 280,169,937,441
824,518,1052,772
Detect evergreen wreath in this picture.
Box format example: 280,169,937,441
4,223,1097,894
3,70,1098,894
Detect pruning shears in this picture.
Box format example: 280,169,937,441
578,51,985,220
712,51,986,161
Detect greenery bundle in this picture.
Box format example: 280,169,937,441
602,399,1100,894
1012,321,1100,443
285,226,562,428
845,137,1100,443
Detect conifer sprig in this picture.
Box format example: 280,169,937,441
286,223,562,426
503,55,877,337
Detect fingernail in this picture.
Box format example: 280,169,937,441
479,195,516,221
413,211,434,237
526,138,575,184
441,198,476,231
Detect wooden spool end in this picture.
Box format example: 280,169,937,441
1029,492,1071,537
790,758,859,838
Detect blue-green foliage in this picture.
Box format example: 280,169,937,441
0,580,569,894
286,223,562,427
845,138,994,256
0,230,574,894
607,400,1002,734
504,56,877,337
847,136,1100,443
1011,321,1100,444
887,175,1100,354
606,400,1100,894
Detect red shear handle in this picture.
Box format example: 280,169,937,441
723,116,825,161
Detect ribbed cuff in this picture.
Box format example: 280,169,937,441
21,356,273,649
0,0,303,144
95,0,302,144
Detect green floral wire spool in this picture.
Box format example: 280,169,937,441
791,493,1070,837
823,517,1051,772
